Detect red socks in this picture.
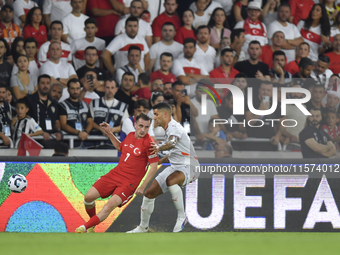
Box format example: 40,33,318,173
86,207,96,218
84,215,100,229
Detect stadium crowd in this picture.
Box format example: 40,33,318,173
0,0,339,158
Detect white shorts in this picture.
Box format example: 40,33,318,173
155,164,200,193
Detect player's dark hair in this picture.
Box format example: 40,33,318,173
136,112,152,123
16,98,29,108
299,57,314,69
153,102,172,115
234,72,248,79
221,48,234,56
54,142,69,155
230,28,245,43
0,82,7,89
104,78,117,88
151,91,164,103
309,107,322,115
67,78,81,89
24,37,38,48
165,0,178,3
249,40,261,47
172,81,184,90
85,46,98,55
50,20,63,30
38,74,51,84
122,71,135,82
128,45,141,54
138,72,150,85
85,17,97,27
318,54,330,64
183,37,196,47
162,22,175,29
160,52,173,60
15,54,29,65
125,16,139,26
272,50,286,61
134,99,150,110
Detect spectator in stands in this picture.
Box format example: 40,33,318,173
148,22,182,73
215,142,233,158
234,1,268,59
174,9,196,44
38,21,72,65
43,0,72,29
310,54,333,89
79,70,100,105
214,36,231,67
90,79,129,135
269,50,292,83
151,79,164,93
208,8,231,50
150,52,176,84
115,0,152,47
189,0,222,16
210,48,239,81
268,3,304,63
260,31,284,69
76,46,108,97
102,17,149,75
234,40,270,81
305,84,327,115
245,81,284,150
233,72,248,94
322,110,340,148
193,25,216,73
325,90,340,113
0,83,13,146
62,0,89,45
192,0,210,29
299,107,336,158
217,90,246,141
289,0,314,25
11,97,43,145
52,142,69,156
261,0,279,28
11,54,37,100
163,82,173,103
70,18,106,71
203,118,227,150
0,38,12,87
325,34,340,75
12,38,39,79
331,12,340,38
49,83,63,102
23,7,47,49
115,71,138,115
231,0,249,28
13,0,38,29
282,84,307,150
0,4,21,49
115,45,143,86
230,28,246,64
325,0,340,26
152,0,181,43
39,41,78,102
297,4,331,61
87,0,128,45
25,74,62,145
292,57,316,89
11,37,25,63
5,87,13,105
285,42,310,75
132,72,152,100
172,38,209,85
58,78,93,143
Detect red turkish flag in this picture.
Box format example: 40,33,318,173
17,134,43,156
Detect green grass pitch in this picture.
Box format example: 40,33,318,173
1,232,340,255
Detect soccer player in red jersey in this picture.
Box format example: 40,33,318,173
75,113,159,233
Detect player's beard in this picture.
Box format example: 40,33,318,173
307,118,321,127
164,93,173,100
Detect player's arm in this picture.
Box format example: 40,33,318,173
135,162,158,196
151,135,179,154
99,122,121,151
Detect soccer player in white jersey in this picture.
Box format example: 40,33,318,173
127,102,200,233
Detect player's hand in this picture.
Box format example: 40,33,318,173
150,142,159,155
134,186,145,196
100,122,112,136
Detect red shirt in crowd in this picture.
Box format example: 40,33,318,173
23,24,47,48
285,60,300,75
131,87,152,100
151,70,177,83
259,45,274,69
325,51,340,74
174,26,196,44
289,0,314,25
152,12,181,40
209,66,239,97
87,0,121,38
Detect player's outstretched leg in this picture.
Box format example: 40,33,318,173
127,180,163,233
81,187,101,233
76,194,122,233
166,171,187,232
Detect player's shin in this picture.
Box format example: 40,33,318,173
140,196,155,229
84,200,96,218
168,184,185,219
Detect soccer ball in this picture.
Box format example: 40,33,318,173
8,174,28,193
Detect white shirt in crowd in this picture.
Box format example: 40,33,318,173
13,0,37,27
105,33,149,70
11,60,39,80
149,40,183,72
331,27,340,40
311,69,333,89
297,20,322,62
122,115,154,136
193,44,216,72
43,0,72,24
191,97,218,134
70,37,106,70
234,20,268,59
115,17,153,38
62,13,89,44
214,0,233,15
39,59,76,102
115,65,140,86
172,57,209,78
189,1,223,16
268,20,302,63
38,41,72,66
193,12,211,29
148,0,164,23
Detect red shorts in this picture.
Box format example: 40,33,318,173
92,171,136,207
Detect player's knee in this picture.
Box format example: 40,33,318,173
84,193,96,203
144,189,155,199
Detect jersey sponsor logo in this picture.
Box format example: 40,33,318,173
133,147,141,155
300,29,322,44
122,192,126,197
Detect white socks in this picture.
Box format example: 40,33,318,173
140,196,155,228
168,184,185,219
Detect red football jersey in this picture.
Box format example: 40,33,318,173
325,51,340,75
151,70,177,83
114,132,158,186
